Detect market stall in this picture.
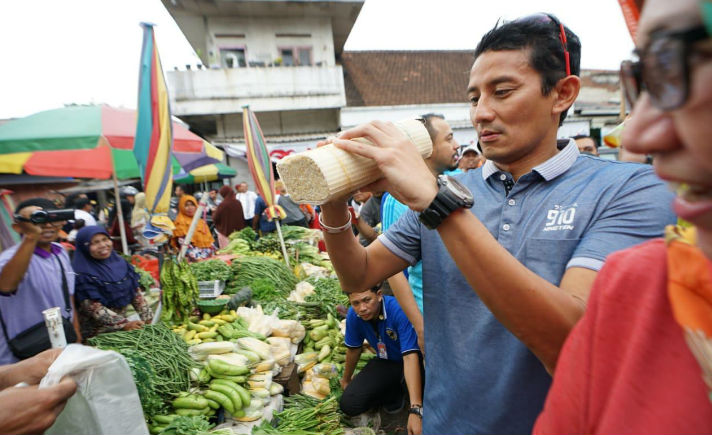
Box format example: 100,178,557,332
53,224,376,435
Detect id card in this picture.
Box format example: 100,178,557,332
377,341,388,359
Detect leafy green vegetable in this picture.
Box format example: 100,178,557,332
229,227,257,247
120,349,165,418
304,277,349,318
249,278,279,301
134,265,157,290
158,415,213,435
189,259,232,282
160,257,199,323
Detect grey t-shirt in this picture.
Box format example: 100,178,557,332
379,142,676,434
357,194,382,246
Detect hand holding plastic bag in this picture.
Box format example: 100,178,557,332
40,344,149,435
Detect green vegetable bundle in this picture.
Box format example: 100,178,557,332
229,227,257,247
88,323,198,398
227,256,297,297
188,259,232,282
120,349,165,417
304,277,349,318
160,256,199,323
216,238,251,255
252,395,345,435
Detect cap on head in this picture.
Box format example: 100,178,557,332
121,186,139,197
461,144,481,156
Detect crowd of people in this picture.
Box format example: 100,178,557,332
2,0,712,433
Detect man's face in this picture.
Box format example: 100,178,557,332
237,183,248,193
175,186,184,197
13,206,62,244
348,289,382,321
575,137,599,156
426,118,460,173
623,0,712,235
458,151,483,171
209,190,217,199
468,49,561,165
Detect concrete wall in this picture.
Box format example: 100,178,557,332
168,66,346,115
217,108,340,139
205,16,335,67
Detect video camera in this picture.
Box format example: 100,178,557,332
14,209,75,225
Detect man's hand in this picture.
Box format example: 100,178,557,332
0,348,63,388
407,412,422,435
122,320,144,331
0,379,77,435
340,377,351,391
331,121,438,211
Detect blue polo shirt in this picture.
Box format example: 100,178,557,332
379,141,676,434
344,295,419,362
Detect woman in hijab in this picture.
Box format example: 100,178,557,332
131,192,151,249
172,195,215,261
72,226,153,339
212,185,246,249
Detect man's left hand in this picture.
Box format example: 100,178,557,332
407,412,422,435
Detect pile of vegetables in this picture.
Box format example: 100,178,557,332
88,323,198,402
304,277,349,318
160,256,199,323
217,237,251,255
301,314,346,366
252,395,345,435
189,259,231,282
134,265,157,290
171,310,266,346
226,256,297,297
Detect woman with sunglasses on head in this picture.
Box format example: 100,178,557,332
72,225,153,340
534,0,712,433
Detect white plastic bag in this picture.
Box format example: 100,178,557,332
40,344,149,435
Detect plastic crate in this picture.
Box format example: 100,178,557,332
198,280,225,299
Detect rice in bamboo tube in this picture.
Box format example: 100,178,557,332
276,119,432,205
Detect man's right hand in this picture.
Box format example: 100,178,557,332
340,377,351,391
0,378,77,435
14,208,44,239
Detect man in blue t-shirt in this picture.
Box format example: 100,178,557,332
317,14,676,435
340,285,422,435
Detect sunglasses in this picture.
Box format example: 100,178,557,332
621,25,710,111
516,13,572,76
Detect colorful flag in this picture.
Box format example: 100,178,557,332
134,22,175,239
242,105,285,221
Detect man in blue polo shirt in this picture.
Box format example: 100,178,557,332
340,285,422,435
318,13,676,435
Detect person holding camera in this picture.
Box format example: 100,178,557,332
0,198,81,364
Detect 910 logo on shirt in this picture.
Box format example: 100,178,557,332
543,204,577,232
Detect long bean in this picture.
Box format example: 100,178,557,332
88,323,198,397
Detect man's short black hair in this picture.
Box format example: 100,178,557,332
15,198,57,214
74,197,91,209
420,113,446,143
474,14,581,126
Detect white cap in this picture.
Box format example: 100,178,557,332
461,144,480,156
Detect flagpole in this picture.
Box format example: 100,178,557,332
110,147,130,255
274,219,290,268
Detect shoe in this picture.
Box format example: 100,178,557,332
382,394,405,414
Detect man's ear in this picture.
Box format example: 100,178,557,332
11,222,23,235
552,75,581,118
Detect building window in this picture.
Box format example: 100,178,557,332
220,48,246,68
279,47,312,66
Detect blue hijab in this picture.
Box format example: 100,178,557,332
72,225,139,308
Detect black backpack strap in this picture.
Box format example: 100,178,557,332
51,251,72,314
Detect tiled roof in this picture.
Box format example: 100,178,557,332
342,51,621,110
342,50,475,107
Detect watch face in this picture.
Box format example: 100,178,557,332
442,176,474,204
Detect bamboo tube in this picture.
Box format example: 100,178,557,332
276,119,432,205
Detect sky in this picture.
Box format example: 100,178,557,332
0,0,635,120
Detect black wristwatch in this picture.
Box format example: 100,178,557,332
409,404,423,418
418,175,474,230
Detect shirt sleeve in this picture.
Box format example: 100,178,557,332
343,307,363,348
254,197,266,217
378,209,423,266
392,301,420,354
567,166,676,271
